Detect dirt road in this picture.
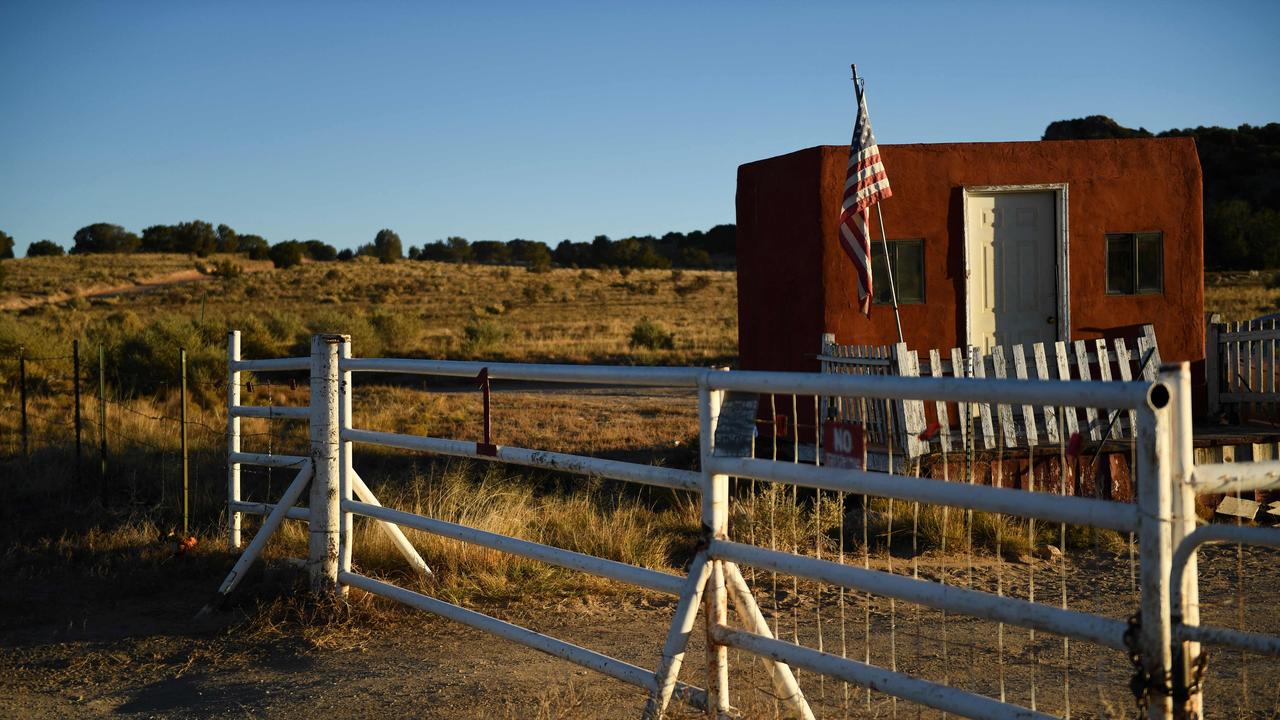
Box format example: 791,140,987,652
2,542,1276,719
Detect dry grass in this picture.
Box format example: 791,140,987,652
1205,270,1280,321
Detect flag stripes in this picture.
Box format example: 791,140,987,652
839,78,892,316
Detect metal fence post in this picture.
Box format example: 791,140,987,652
699,369,730,717
1136,379,1174,720
180,348,189,537
98,345,107,504
1162,363,1202,719
227,331,242,549
308,334,344,596
73,339,82,485
18,347,28,459
338,336,354,599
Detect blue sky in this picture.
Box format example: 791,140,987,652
1,1,1277,252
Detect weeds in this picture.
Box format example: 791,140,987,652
630,317,675,350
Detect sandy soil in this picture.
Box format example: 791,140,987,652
2,540,1276,719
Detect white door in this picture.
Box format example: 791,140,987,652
966,191,1059,353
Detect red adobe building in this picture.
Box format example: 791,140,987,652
736,139,1204,387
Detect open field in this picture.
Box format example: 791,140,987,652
1205,270,1280,321
0,254,738,369
1,257,1277,717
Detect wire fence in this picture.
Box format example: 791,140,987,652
0,340,311,536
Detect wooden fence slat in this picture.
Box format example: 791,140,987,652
1011,344,1038,446
951,346,970,450
1093,338,1115,442
1206,316,1221,416
1114,337,1136,439
972,348,996,450
929,348,952,453
990,345,1017,448
821,325,1164,458
1033,342,1059,444
1074,340,1101,441
893,343,927,457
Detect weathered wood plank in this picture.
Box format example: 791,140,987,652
1093,339,1114,441
1053,341,1079,438
1033,342,1059,444
1074,340,1101,441
1011,344,1039,446
951,346,970,451
929,348,952,453
972,348,996,450
990,345,1017,449
1114,338,1136,440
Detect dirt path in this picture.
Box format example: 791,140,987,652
0,264,270,311
2,545,1276,719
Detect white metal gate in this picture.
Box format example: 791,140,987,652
210,331,1279,719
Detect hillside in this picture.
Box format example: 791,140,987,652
0,254,740,395
1044,116,1280,269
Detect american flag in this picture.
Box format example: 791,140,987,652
839,77,892,316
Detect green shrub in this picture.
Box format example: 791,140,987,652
629,318,675,350
211,260,243,279
463,320,510,353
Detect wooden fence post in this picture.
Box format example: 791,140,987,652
1205,313,1221,417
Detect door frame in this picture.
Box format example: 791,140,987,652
960,183,1070,350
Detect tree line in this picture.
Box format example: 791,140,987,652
0,222,736,271
1043,116,1280,270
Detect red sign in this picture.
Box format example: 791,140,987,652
823,421,864,470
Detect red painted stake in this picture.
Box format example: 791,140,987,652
476,368,497,457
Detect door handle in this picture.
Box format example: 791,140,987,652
1046,316,1056,325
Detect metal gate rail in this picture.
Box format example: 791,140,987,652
207,331,1279,719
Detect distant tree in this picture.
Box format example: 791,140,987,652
1042,115,1153,141
0,230,13,259
216,223,239,253
553,239,593,268
407,245,422,261
71,223,140,254
337,248,355,261
507,238,552,269
419,240,449,262
27,239,65,257
703,224,736,255
268,240,305,269
303,239,338,262
139,220,218,256
140,224,177,252
173,220,219,256
373,229,403,264
444,236,471,263
680,247,713,268
237,234,269,260
470,240,510,264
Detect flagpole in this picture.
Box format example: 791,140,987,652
852,65,904,344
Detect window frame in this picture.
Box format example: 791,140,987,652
1105,231,1164,296
870,238,926,305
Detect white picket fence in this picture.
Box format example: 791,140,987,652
1206,313,1280,420
208,332,1280,719
820,326,1162,458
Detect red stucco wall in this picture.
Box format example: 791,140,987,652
737,138,1204,380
